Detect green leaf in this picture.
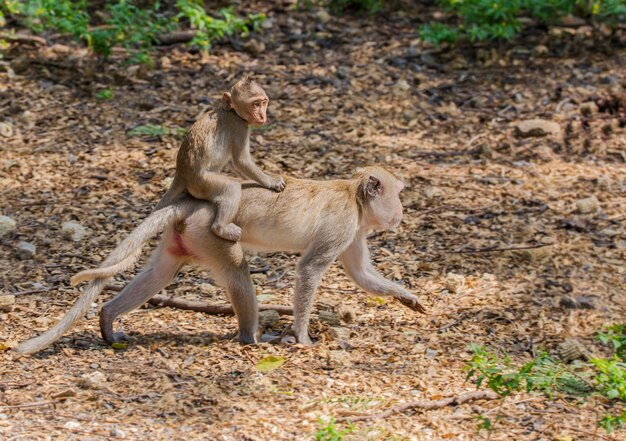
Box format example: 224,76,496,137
255,355,286,372
111,342,127,350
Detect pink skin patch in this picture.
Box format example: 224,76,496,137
168,231,192,258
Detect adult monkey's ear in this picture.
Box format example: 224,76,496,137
222,92,233,110
363,175,382,198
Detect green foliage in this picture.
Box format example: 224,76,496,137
591,356,626,400
128,124,186,138
466,328,626,436
0,1,266,62
476,415,493,433
314,418,354,441
599,410,626,433
327,0,382,15
175,1,265,51
420,0,626,45
593,325,626,433
465,345,592,398
599,324,626,361
96,88,113,100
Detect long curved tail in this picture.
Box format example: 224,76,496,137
70,204,181,286
16,278,109,355
16,201,195,355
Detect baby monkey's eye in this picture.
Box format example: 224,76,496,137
253,101,260,108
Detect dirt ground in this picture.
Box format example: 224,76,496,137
1,3,625,440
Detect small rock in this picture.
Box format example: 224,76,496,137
600,75,618,85
337,305,356,324
556,338,590,362
560,14,587,27
559,297,577,309
318,310,340,326
0,122,13,137
111,427,126,438
328,350,350,367
0,295,15,312
580,101,599,116
444,273,465,293
560,296,597,310
3,160,17,171
0,215,16,238
68,154,77,164
315,9,331,24
159,56,171,71
280,336,296,345
517,246,551,262
258,309,280,329
395,79,411,91
576,195,599,214
514,119,562,138
575,295,598,309
0,413,7,420
425,348,438,359
62,221,88,242
15,241,36,260
532,45,549,57
329,326,350,340
79,371,107,390
64,421,81,430
423,186,443,199
243,39,265,56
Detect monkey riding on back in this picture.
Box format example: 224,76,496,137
157,77,286,242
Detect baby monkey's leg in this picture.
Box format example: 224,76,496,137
187,172,242,242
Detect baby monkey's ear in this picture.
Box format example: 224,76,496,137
222,92,233,110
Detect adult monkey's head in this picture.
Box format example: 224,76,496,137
355,166,406,230
222,77,269,126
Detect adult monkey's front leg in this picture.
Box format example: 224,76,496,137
292,246,337,344
340,230,426,313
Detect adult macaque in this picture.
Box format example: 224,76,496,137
17,167,425,355
157,76,285,242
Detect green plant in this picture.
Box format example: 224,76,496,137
96,88,113,100
592,356,626,400
128,124,186,138
0,1,265,62
465,345,593,435
327,0,382,15
599,324,626,361
420,0,626,45
314,417,354,441
175,1,265,51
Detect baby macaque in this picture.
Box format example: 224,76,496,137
157,77,285,241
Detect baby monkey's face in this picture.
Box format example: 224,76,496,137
239,95,269,126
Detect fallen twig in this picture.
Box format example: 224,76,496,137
155,30,198,46
337,390,500,422
12,287,52,296
0,33,47,46
148,294,294,315
0,400,56,410
447,244,551,254
105,285,294,315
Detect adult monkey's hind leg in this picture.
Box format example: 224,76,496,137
99,239,185,344
192,237,259,344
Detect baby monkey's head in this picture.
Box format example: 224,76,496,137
222,77,269,126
